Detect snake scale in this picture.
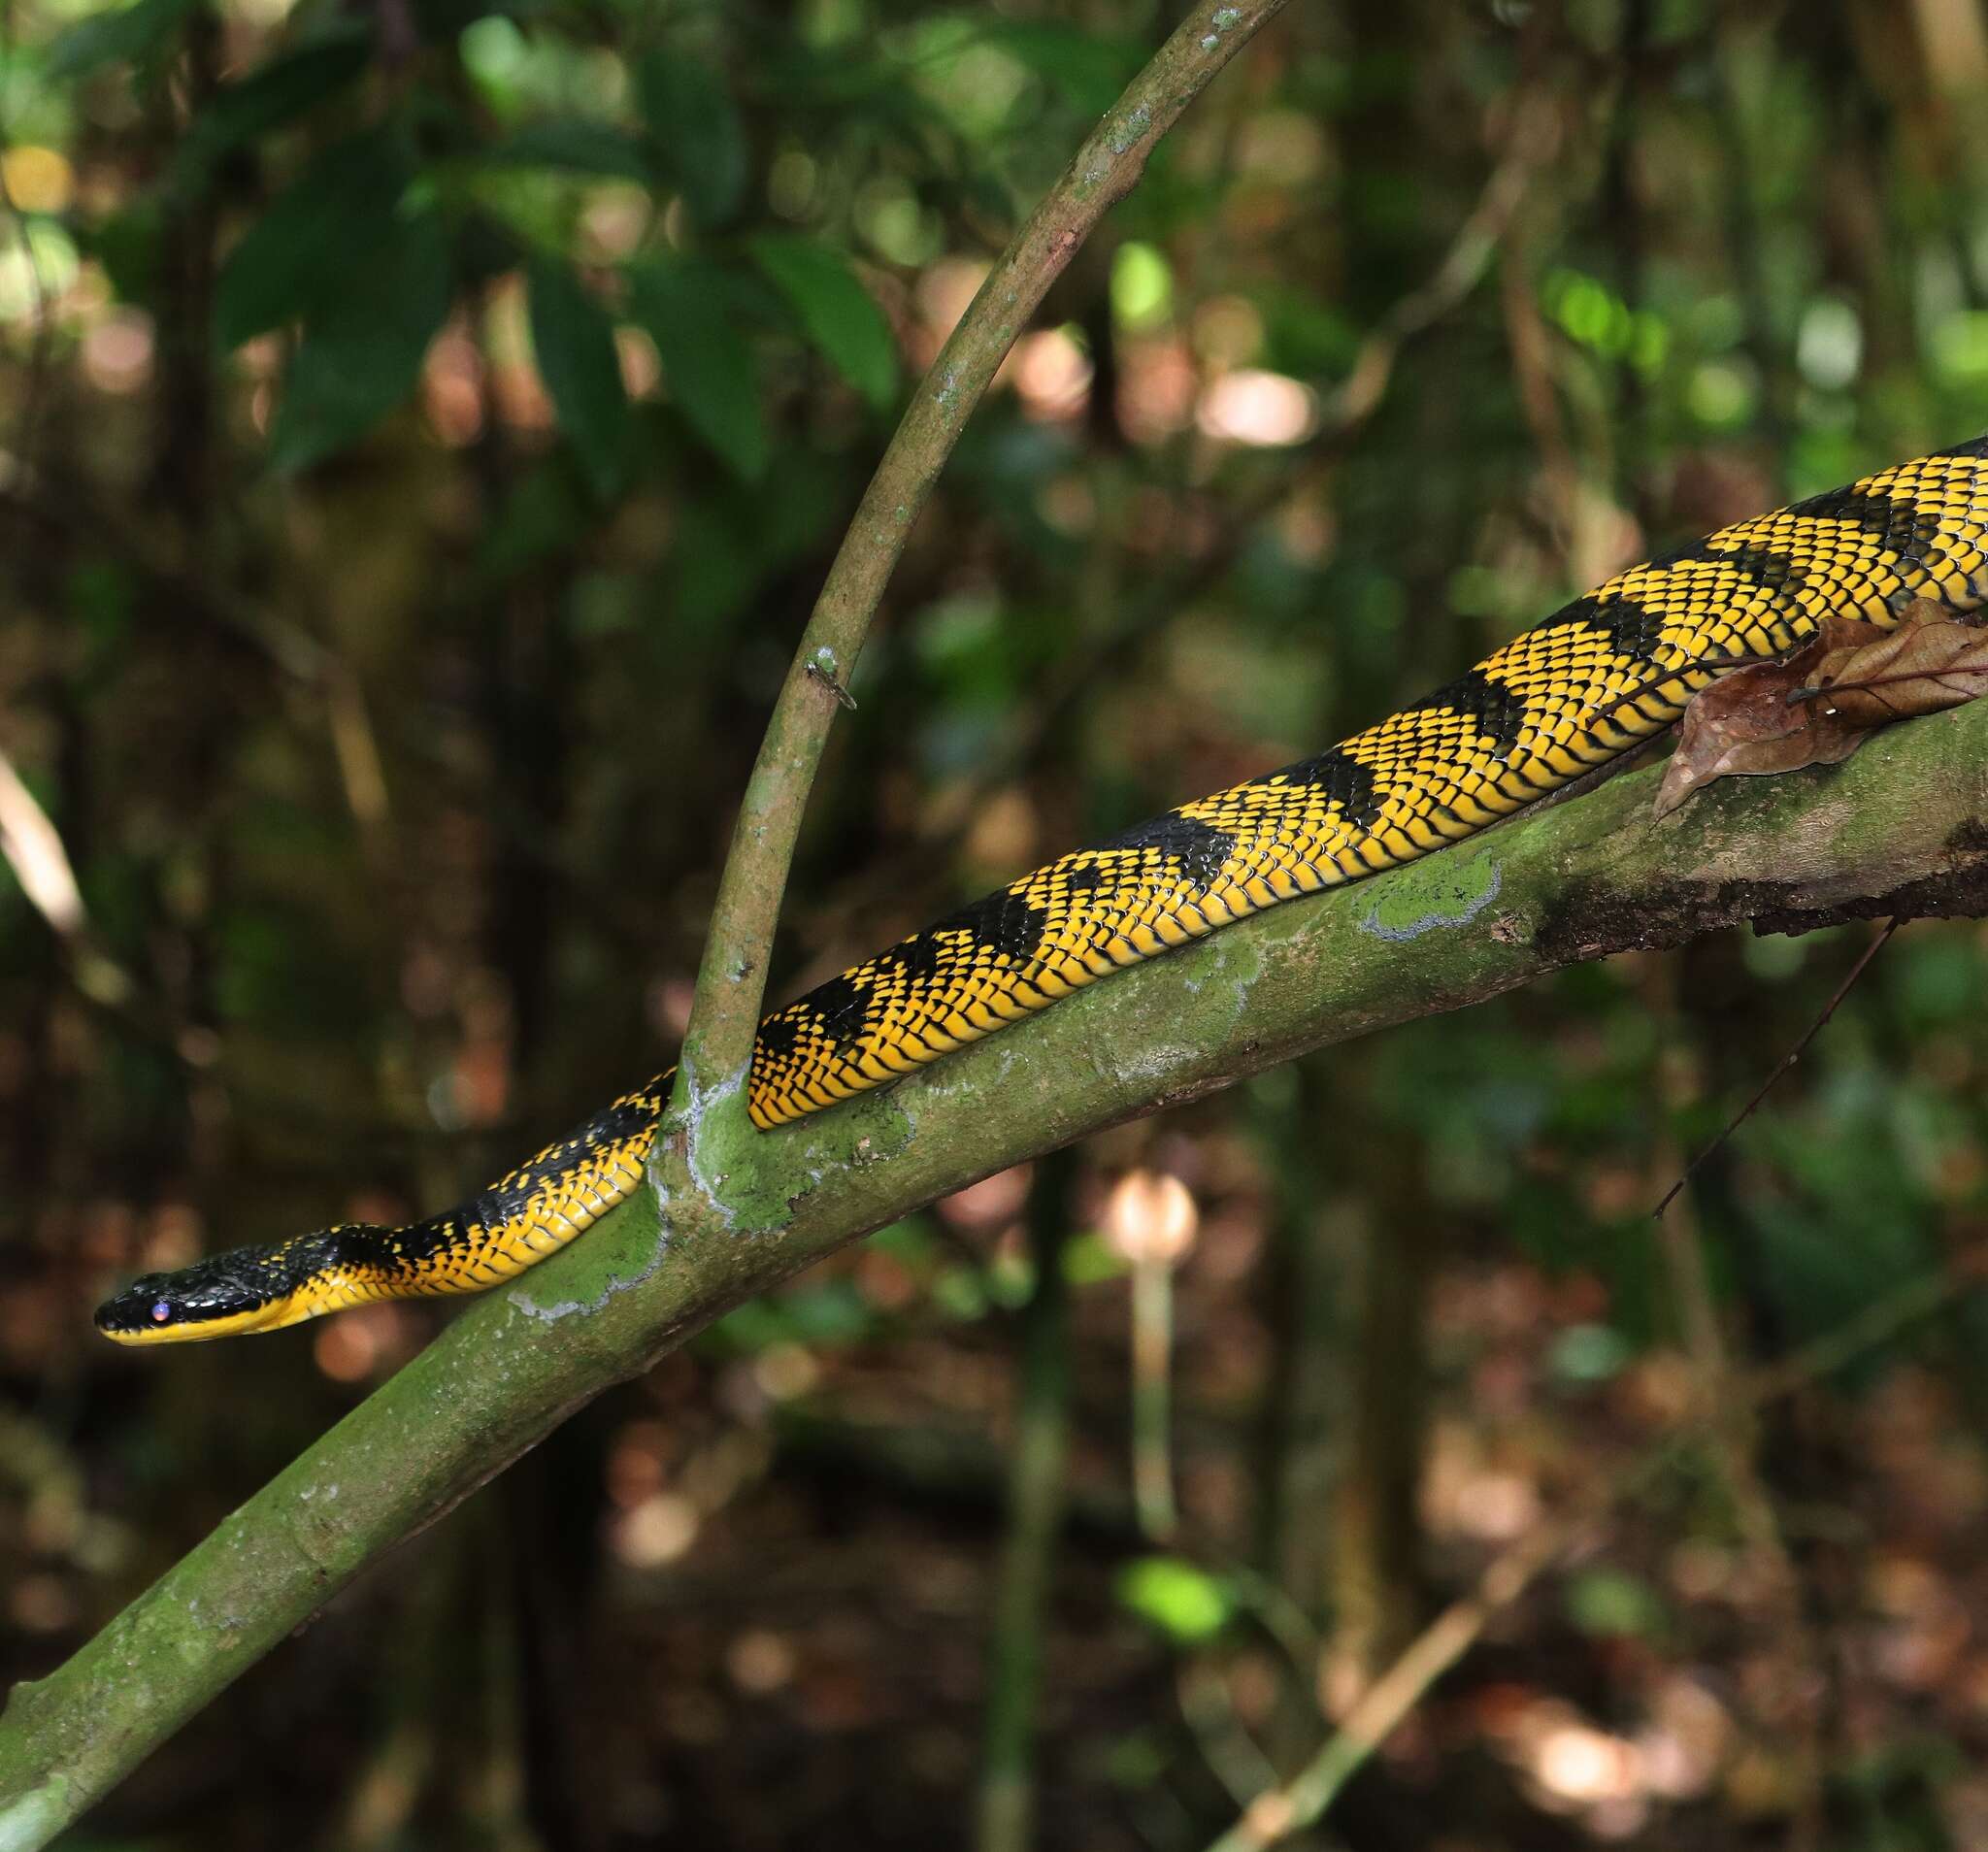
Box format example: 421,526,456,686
96,436,1988,1343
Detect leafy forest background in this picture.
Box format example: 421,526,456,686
8,0,1988,1846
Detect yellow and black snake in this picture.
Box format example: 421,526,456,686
95,438,1988,1343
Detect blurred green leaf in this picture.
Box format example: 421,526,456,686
476,458,590,579
982,21,1143,116
46,0,195,80
1546,1322,1634,1385
215,130,412,347
779,1279,874,1344
1110,242,1173,333
627,256,767,480
638,51,746,227
655,448,837,634
1564,1568,1669,1640
1750,1191,1929,1347
85,200,164,306
712,1279,873,1351
173,35,372,188
1255,283,1360,378
527,255,630,501
267,212,450,474
1116,1557,1233,1645
486,118,655,182
748,234,897,410
1893,936,1987,1031
64,560,137,667
1062,1230,1128,1285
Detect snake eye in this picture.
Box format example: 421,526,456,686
150,1300,173,1323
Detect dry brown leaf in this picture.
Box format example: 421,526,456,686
1653,600,1988,819
1653,616,1870,819
1793,609,1988,728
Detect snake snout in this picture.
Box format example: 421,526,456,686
93,1273,180,1339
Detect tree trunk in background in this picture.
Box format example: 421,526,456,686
976,1151,1077,1852
470,314,604,1851
1322,1113,1434,1709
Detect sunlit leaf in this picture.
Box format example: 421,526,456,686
267,213,450,474
527,254,631,501
626,257,766,480
638,51,747,227
215,130,412,347
748,234,897,411
1115,1557,1233,1645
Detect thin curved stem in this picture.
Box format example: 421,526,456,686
671,0,1294,1108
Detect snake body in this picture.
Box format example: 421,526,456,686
96,438,1988,1343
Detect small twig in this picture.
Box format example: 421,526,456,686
1748,1249,1988,1404
1177,1660,1285,1814
1653,918,1900,1217
669,0,1296,1106
1207,1508,1580,1852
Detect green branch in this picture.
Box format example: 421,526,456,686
673,0,1293,1100
7,693,1988,1840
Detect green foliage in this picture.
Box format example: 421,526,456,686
170,34,372,190
1563,1567,1671,1641
44,0,194,80
1116,1557,1235,1645
638,51,748,228
750,233,898,409
215,131,415,347
981,20,1145,116
266,210,451,474
526,254,631,499
712,1277,878,1352
484,117,655,182
627,255,769,480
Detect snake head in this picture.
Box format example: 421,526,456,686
93,1227,389,1344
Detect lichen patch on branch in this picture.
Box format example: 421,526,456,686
1358,851,1505,943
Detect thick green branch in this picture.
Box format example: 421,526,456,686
6,705,1988,1842
673,0,1292,1100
